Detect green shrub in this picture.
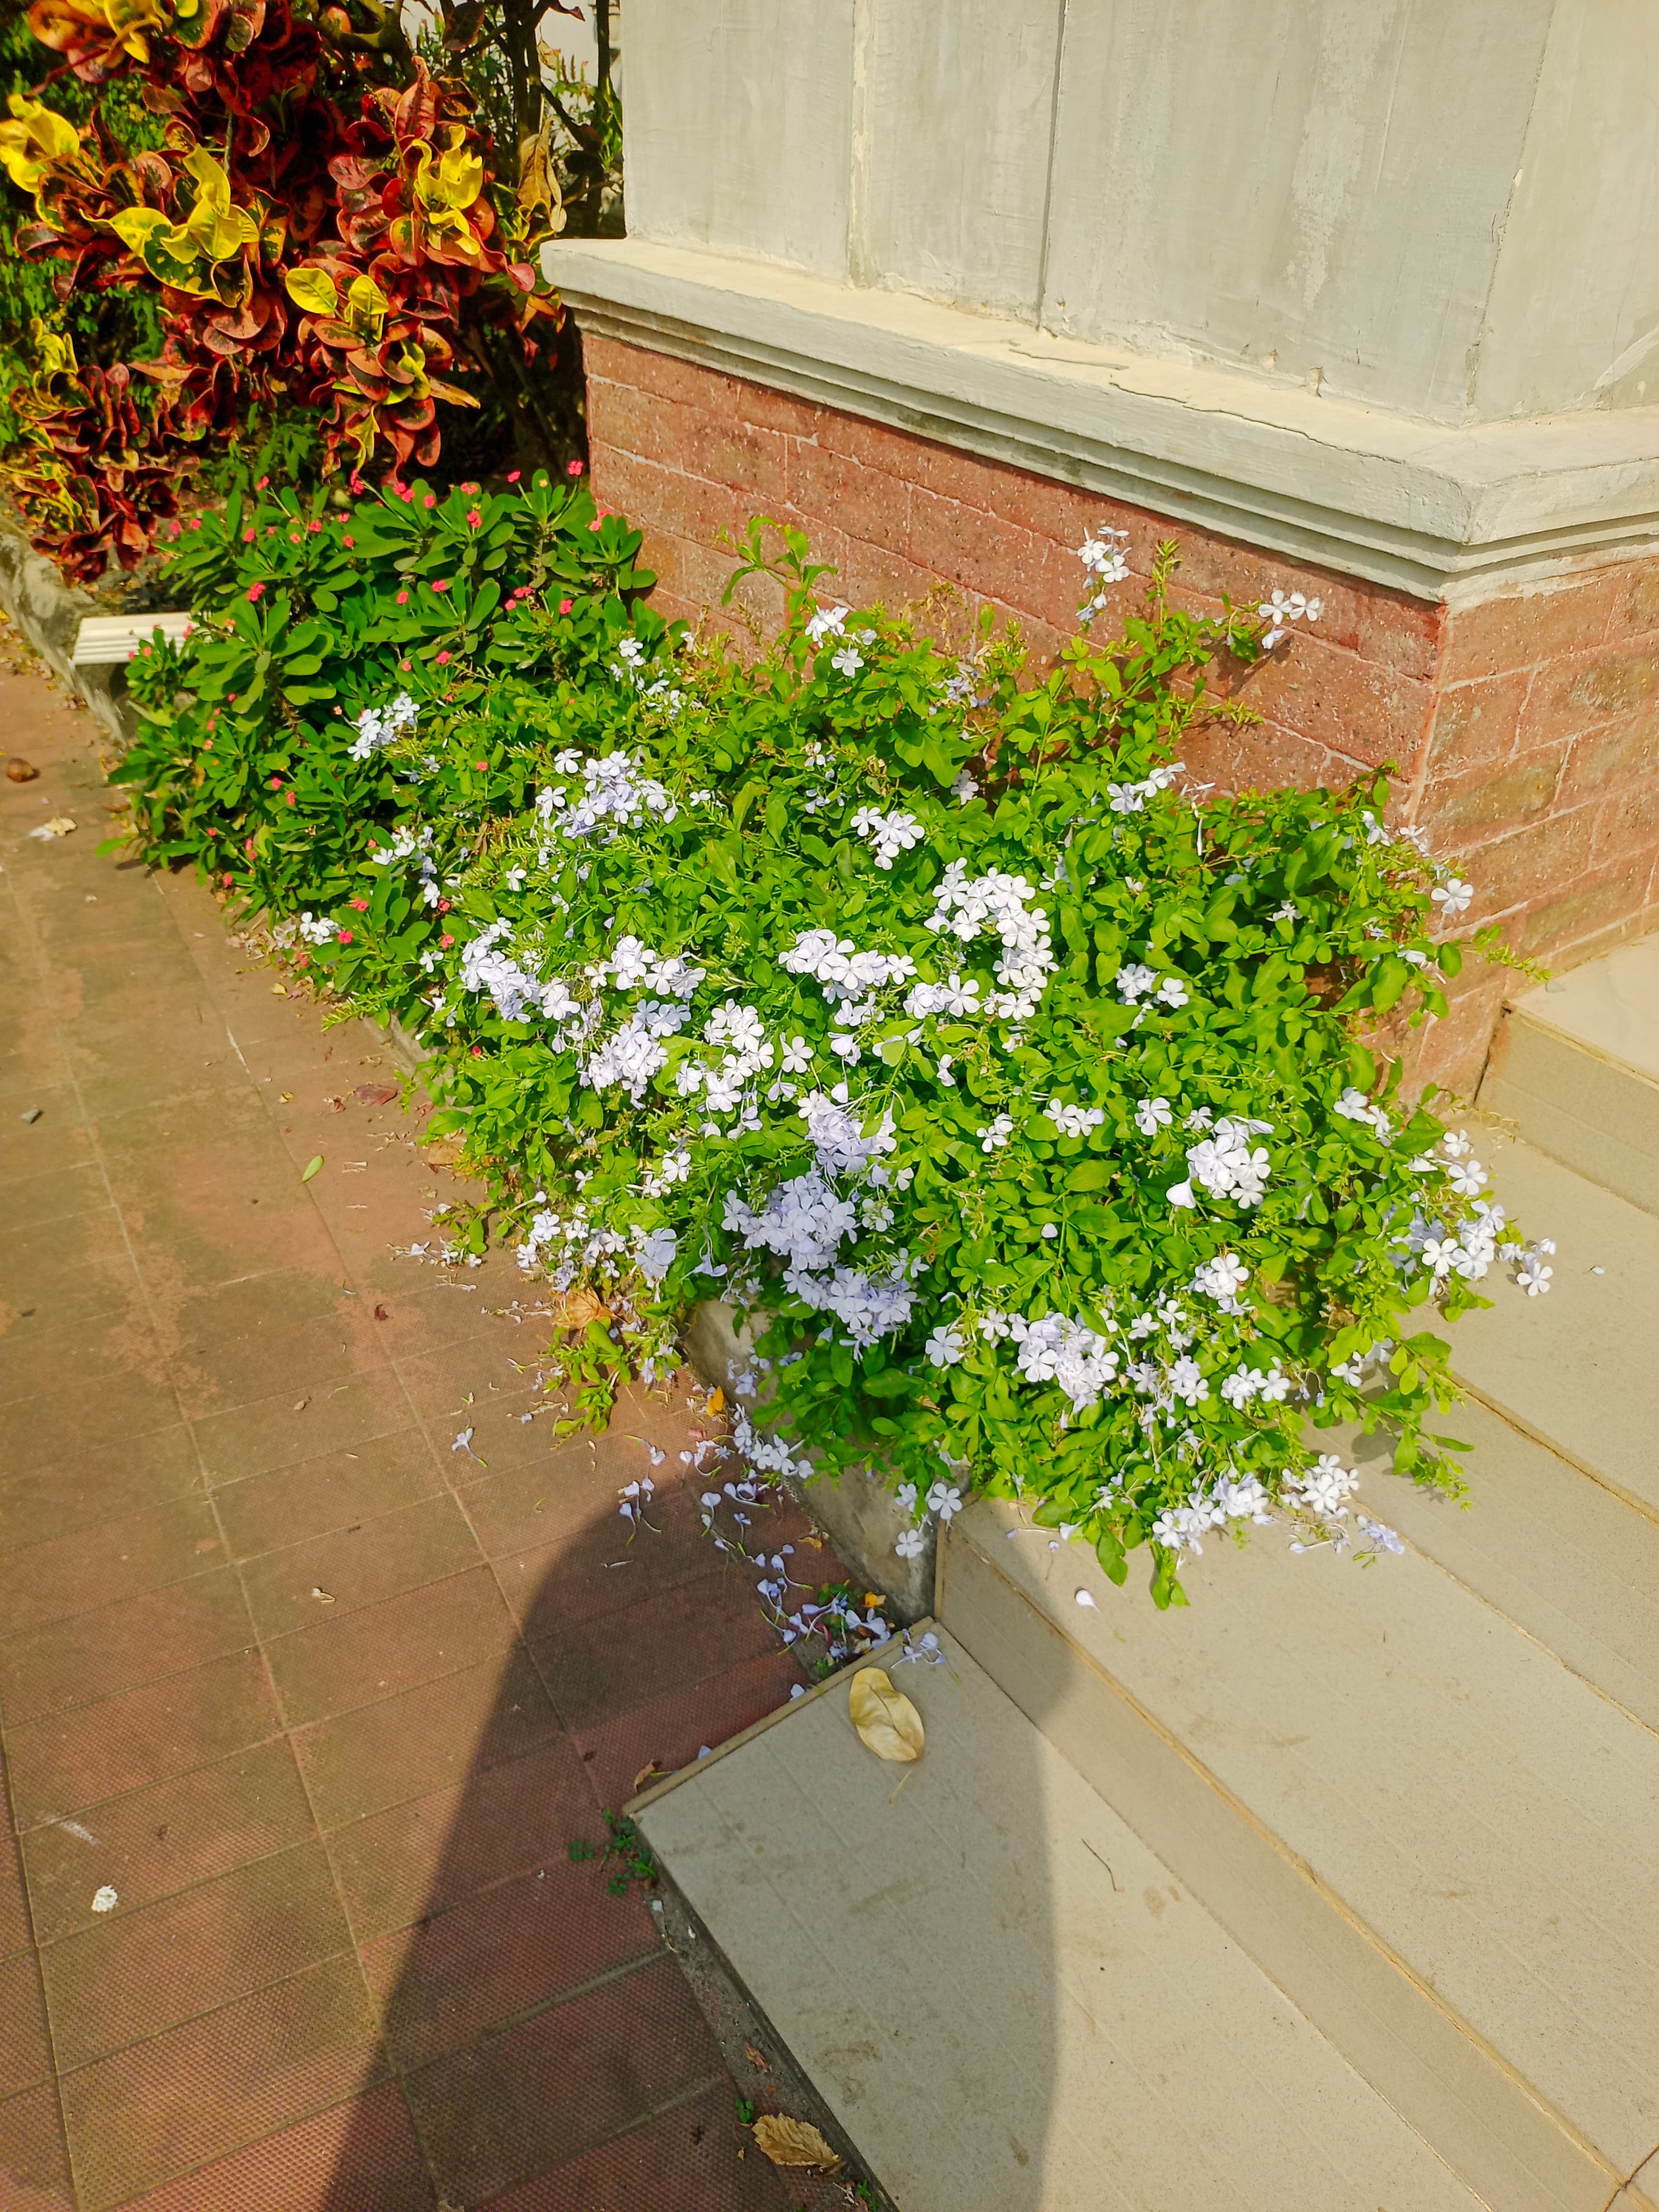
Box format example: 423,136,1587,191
118,494,1546,1606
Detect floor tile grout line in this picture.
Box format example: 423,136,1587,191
403,1943,669,2068
47,1936,372,2086
128,866,467,2212
0,737,135,2208
9,834,410,2204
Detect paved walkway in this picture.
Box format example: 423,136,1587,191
0,652,825,2208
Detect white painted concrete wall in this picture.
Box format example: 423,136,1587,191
621,0,855,280
852,0,1067,320
616,0,1659,426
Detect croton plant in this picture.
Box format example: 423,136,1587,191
0,0,566,577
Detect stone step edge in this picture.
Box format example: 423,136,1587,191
936,1520,1638,2212
1504,1003,1659,1095
1446,1372,1659,1535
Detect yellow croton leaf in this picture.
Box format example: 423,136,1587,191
0,94,82,197
103,0,168,54
179,145,258,261
345,272,389,336
423,128,483,213
284,264,340,317
108,205,172,256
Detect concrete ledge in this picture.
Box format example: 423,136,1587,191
682,1298,935,1623
546,238,1659,603
0,527,140,752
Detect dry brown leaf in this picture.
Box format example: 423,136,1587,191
751,2115,842,2174
632,1762,665,1793
549,1286,613,1330
424,1137,463,1166
848,1667,925,1764
743,2039,770,2072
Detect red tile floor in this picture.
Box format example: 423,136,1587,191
0,650,843,2207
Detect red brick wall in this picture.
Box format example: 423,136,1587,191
585,334,1659,1094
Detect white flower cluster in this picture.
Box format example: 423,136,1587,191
926,861,1055,1022
1168,1116,1273,1210
1107,763,1182,815
1044,1098,1105,1138
1334,1085,1392,1136
536,749,677,842
1192,1251,1250,1307
1284,1454,1359,1518
1011,1313,1120,1414
349,691,419,762
1258,589,1323,650
851,805,924,869
781,932,915,1002
1076,526,1130,620
1152,1472,1272,1554
608,634,688,718
298,911,338,946
718,1093,914,1347
1117,962,1190,1010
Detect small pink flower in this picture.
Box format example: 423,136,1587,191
349,896,369,912
423,493,436,509
559,597,573,614
189,517,203,530
466,509,481,529
440,933,454,949
337,929,354,945
285,791,297,807
567,459,583,476
343,536,354,548
256,475,270,489
437,898,451,913
507,470,521,483
435,650,451,665
242,529,255,542
396,590,409,604
432,579,449,592
307,520,322,534
247,582,265,601
588,520,601,532
399,658,412,672
462,481,479,494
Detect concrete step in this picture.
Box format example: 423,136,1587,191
638,1132,1659,2212
1479,934,1659,1217
939,1483,1659,2212
633,1626,1497,2212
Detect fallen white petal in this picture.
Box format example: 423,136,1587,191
91,1886,118,1913
1075,1589,1099,1610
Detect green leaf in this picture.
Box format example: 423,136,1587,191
301,1155,324,1182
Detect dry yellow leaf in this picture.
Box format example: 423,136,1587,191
549,1286,612,1330
705,1387,724,1414
848,1666,924,1763
751,2115,842,2173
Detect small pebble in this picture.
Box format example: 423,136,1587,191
91,1886,118,1913
20,1106,42,1124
